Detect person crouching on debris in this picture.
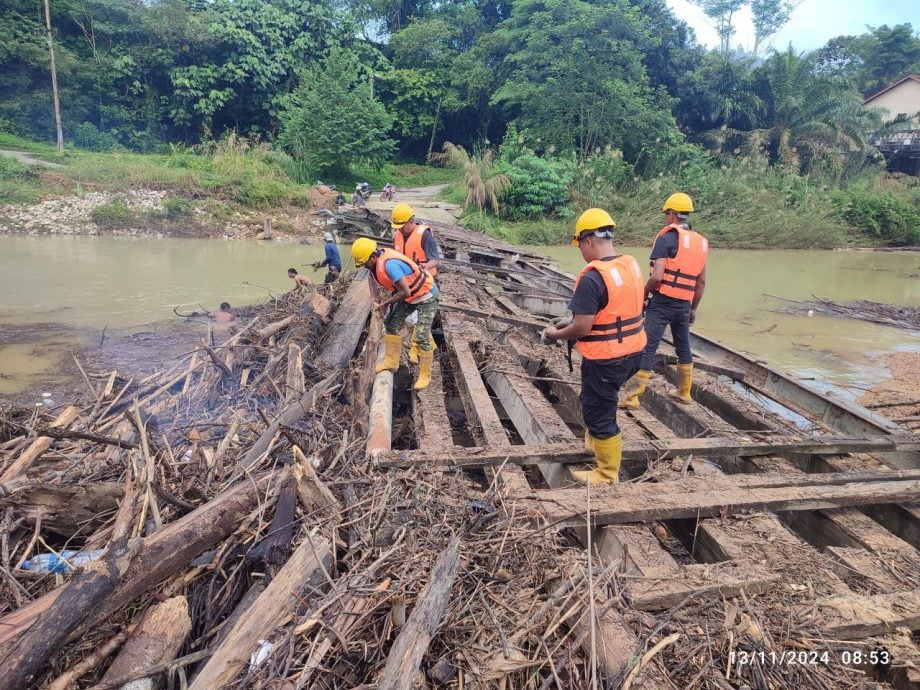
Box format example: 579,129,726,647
288,268,313,291
351,237,439,390
209,302,235,323
540,209,646,484
391,203,441,364
619,192,708,409
312,232,342,284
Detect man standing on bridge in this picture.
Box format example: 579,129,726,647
620,192,708,408
351,238,439,390
541,209,646,484
391,203,441,364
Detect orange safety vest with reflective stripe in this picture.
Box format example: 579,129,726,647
372,248,435,304
393,225,437,277
653,224,708,301
575,256,647,360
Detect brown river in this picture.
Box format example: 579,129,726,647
1,236,917,398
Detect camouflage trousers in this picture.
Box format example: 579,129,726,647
384,294,439,352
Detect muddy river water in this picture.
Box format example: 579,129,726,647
1,235,917,397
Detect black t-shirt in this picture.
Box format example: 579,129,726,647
650,228,679,260
567,256,619,315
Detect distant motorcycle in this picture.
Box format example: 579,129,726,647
355,182,372,200
380,183,396,202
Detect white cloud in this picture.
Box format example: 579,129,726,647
667,0,920,53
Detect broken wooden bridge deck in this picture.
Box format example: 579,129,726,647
358,210,920,688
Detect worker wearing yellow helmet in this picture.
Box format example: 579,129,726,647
619,192,708,409
390,203,442,365
541,208,646,484
350,237,439,390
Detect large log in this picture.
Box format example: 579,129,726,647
530,477,920,528
1,406,80,481
248,468,296,567
0,472,278,650
376,538,460,690
0,479,139,689
188,532,333,690
315,270,373,371
0,481,122,535
99,595,191,690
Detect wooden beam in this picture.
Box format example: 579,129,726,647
315,270,373,370
440,301,549,330
810,590,920,638
415,358,454,451
376,538,460,690
528,478,920,527
378,435,920,469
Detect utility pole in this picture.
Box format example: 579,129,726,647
43,0,64,152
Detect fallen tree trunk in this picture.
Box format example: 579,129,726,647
99,595,191,690
248,468,296,567
376,538,460,690
188,531,333,690
315,272,373,371
0,481,122,536
0,472,278,649
0,479,139,689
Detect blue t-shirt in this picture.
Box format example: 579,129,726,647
322,241,342,270
383,258,439,297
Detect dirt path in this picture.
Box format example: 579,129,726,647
365,183,463,225
0,149,62,169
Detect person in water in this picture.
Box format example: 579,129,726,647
210,302,235,323
288,268,313,291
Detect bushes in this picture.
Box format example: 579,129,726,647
839,190,920,246
497,152,575,219
90,198,136,228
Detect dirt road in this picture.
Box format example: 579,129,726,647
0,149,62,169
365,184,463,225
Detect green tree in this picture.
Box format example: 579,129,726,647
750,0,799,56
691,0,746,54
277,47,394,175
703,49,880,176
490,0,680,161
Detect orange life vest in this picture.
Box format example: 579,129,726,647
393,224,437,277
653,224,708,301
575,256,647,360
372,248,435,304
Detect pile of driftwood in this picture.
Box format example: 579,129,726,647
0,281,616,689
768,294,920,330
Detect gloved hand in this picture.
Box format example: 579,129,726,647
552,310,574,328
689,310,697,325
539,328,556,346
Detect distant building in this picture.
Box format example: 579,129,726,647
865,75,920,176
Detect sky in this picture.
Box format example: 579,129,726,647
666,0,920,54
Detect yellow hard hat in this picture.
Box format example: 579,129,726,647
391,202,415,230
572,208,616,246
662,192,694,213
351,237,378,266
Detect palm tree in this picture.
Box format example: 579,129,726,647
428,142,510,214
701,49,880,176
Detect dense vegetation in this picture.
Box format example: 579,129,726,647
2,0,919,246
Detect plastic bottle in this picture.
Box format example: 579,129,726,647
20,549,104,573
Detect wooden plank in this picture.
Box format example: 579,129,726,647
826,546,902,591
440,301,549,330
376,539,460,690
189,532,332,690
314,269,373,370
378,435,920,469
628,562,780,611
810,590,920,638
595,525,679,578
441,317,528,495
529,478,920,528
415,358,454,451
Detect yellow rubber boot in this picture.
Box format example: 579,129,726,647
408,328,419,364
584,432,595,452
572,433,622,484
408,332,437,365
618,370,651,409
375,334,402,373
671,363,693,404
413,348,434,390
